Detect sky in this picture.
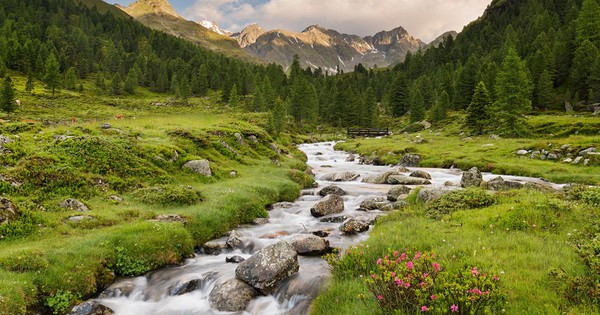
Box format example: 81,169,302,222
112,0,493,42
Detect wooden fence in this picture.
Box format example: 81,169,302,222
347,128,390,138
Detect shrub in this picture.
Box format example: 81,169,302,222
133,185,203,205
110,246,150,277
45,290,76,315
365,249,505,314
425,189,496,219
325,244,372,279
492,199,570,232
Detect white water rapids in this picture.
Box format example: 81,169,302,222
90,142,561,315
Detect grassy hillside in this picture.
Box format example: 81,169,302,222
0,72,312,314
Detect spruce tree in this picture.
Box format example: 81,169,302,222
124,68,137,95
363,87,377,127
43,52,60,97
0,57,5,78
178,78,192,102
494,48,533,136
466,81,492,135
588,59,600,103
0,76,17,119
431,90,450,122
389,71,409,117
64,67,77,90
272,97,286,135
571,40,599,100
409,87,425,123
111,72,121,96
535,70,554,110
229,83,241,107
576,0,600,46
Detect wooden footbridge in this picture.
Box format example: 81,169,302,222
347,128,390,138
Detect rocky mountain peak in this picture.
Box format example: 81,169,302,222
198,20,232,36
121,0,180,19
234,24,266,48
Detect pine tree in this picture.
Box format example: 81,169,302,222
494,48,533,136
25,69,34,94
571,40,599,100
0,76,17,119
272,97,286,135
431,90,450,122
64,67,77,90
389,71,409,117
535,70,554,110
588,59,600,103
409,87,425,123
111,72,121,96
43,52,60,97
178,78,192,102
576,0,600,46
0,57,6,78
466,82,492,135
124,68,137,95
95,73,106,95
229,83,241,107
363,87,377,127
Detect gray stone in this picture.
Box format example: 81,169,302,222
387,185,411,201
60,198,89,212
409,170,432,179
169,279,201,295
516,150,528,156
252,218,269,225
226,256,246,264
399,154,421,167
362,171,402,184
227,230,243,249
310,195,344,217
485,176,524,191
584,159,590,166
100,123,112,129
219,140,239,156
573,156,583,164
318,185,347,197
209,279,258,312
269,143,281,154
359,197,387,210
387,175,431,185
109,195,124,203
68,215,93,222
229,170,238,177
0,197,18,224
340,217,370,234
579,147,597,155
319,215,349,223
234,132,245,145
248,135,259,143
154,214,185,223
203,239,229,255
68,301,113,315
345,154,356,162
182,160,212,177
235,241,299,294
530,151,541,159
98,280,136,298
563,158,573,163
417,189,451,203
547,153,559,160
290,234,331,256
460,167,482,188
321,171,360,182
0,135,14,145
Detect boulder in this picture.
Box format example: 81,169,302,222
235,241,299,294
321,171,360,182
68,301,113,315
580,147,597,155
248,135,259,143
290,234,331,256
0,197,18,224
573,156,583,164
460,167,482,188
361,171,402,184
109,195,124,203
219,140,239,156
234,132,245,145
68,215,93,222
269,143,281,154
154,214,185,224
227,230,243,249
387,185,411,201
226,255,246,264
169,279,201,295
345,154,356,162
417,189,451,203
252,218,269,225
340,217,370,234
310,195,344,217
409,170,432,179
387,175,431,185
203,239,228,255
516,150,528,156
485,176,524,191
98,280,136,298
359,197,387,210
0,135,14,145
318,185,347,197
60,198,89,212
547,153,559,160
209,279,258,312
182,160,212,177
100,123,112,129
399,154,421,167
319,215,349,223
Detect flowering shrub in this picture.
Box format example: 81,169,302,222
364,250,505,314
325,244,371,279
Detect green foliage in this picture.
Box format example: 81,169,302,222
271,97,286,136
490,198,570,232
466,82,492,135
43,53,60,98
409,86,425,123
229,83,241,107
110,246,151,277
430,90,449,122
325,244,371,280
389,72,409,117
124,69,137,95
576,0,600,46
45,290,75,315
0,76,17,118
494,47,533,136
425,188,497,219
25,69,34,94
111,72,121,96
133,185,203,205
64,67,77,91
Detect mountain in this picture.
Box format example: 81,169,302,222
232,24,426,72
199,20,233,36
426,31,458,48
116,0,254,61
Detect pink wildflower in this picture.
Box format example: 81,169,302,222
393,250,399,257
471,267,479,276
400,252,407,261
493,275,500,281
395,279,403,286
377,295,383,300
432,262,440,272
414,252,422,260
377,258,382,265
431,295,437,300
370,274,376,279
404,282,411,288
407,261,414,269
420,282,427,287
391,272,396,277
421,306,429,312
423,273,429,278
451,305,459,312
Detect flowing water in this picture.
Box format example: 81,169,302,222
93,142,562,315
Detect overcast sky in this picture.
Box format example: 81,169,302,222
112,0,492,42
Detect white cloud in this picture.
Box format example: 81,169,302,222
183,0,492,42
